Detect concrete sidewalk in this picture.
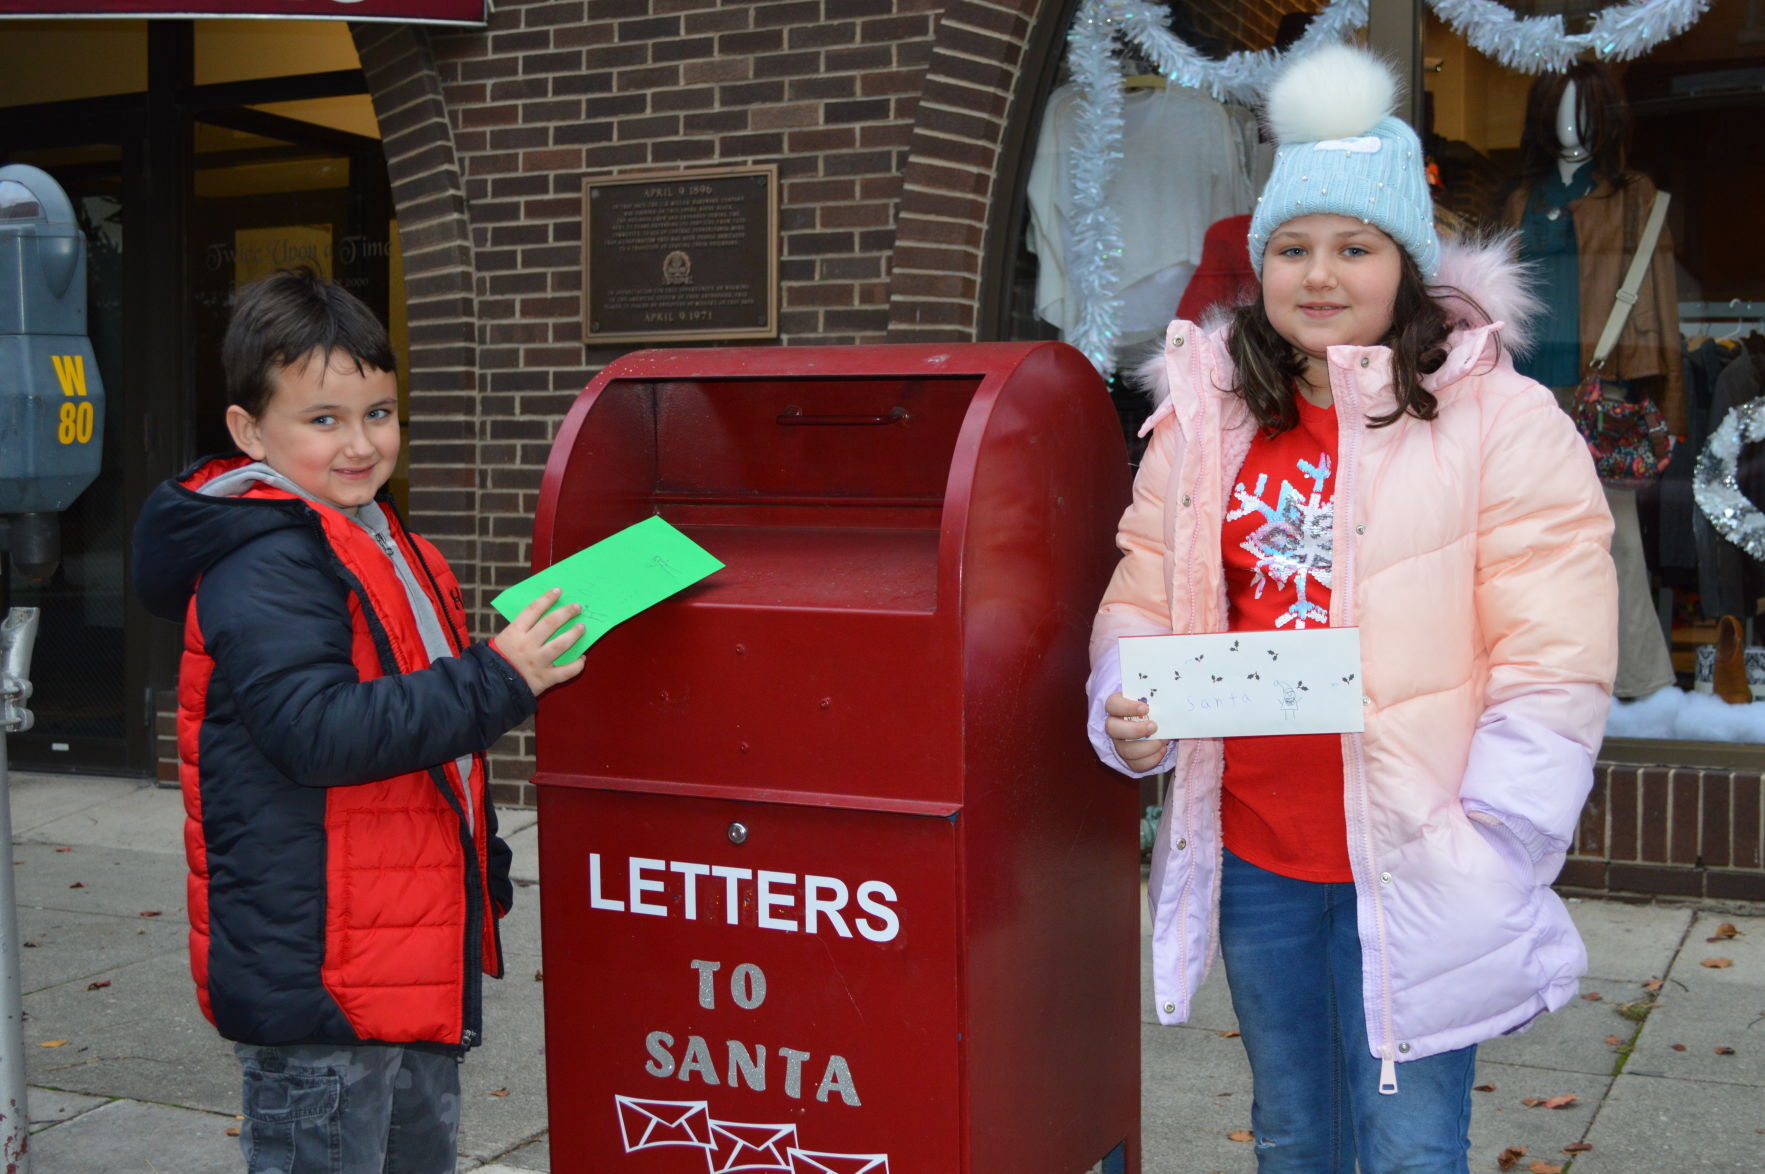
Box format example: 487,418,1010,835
6,772,1762,1173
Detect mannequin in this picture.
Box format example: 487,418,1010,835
1503,64,1680,699
1555,81,1590,188
1502,63,1684,429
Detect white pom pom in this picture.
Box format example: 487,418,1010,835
1264,44,1398,144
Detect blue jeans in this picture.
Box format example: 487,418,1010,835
1218,850,1476,1173
235,1042,462,1174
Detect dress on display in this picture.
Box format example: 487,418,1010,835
1026,83,1253,351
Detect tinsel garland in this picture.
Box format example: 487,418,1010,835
1064,0,1368,373
1694,400,1765,563
1425,0,1711,73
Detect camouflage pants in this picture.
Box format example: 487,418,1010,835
234,1042,462,1174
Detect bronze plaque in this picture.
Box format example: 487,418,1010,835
581,165,778,345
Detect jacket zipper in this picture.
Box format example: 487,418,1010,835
366,519,488,1048
371,526,476,837
1170,332,1209,1021
1331,357,1401,1094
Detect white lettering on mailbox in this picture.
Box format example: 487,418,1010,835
586,852,901,942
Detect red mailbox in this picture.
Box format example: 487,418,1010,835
530,342,1137,1173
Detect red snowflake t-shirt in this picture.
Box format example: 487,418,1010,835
1220,394,1351,882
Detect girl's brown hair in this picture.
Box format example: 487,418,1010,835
1225,249,1465,434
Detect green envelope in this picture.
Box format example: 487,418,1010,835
489,515,723,665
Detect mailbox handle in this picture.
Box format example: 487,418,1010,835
776,405,910,427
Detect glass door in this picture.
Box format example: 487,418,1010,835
4,133,141,772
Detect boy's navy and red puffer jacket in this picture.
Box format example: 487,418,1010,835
133,455,535,1049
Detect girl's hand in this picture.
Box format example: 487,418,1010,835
1105,692,1170,772
495,588,588,698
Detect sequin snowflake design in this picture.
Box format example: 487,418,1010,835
1227,454,1334,628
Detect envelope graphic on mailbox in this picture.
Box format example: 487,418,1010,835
613,1095,712,1152
707,1120,798,1172
787,1148,891,1174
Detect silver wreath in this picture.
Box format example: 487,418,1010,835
1694,399,1765,563
1425,0,1712,74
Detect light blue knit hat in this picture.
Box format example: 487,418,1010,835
1247,44,1439,281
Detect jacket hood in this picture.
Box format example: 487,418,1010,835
1135,231,1541,408
132,454,314,622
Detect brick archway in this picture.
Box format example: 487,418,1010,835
887,0,1063,342
352,23,481,582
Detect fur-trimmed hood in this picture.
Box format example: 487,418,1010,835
1135,232,1541,409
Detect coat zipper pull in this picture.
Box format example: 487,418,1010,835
1379,1052,1398,1096
462,1028,478,1047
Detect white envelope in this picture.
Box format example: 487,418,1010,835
1118,628,1365,738
708,1120,798,1173
613,1094,712,1152
788,1148,891,1174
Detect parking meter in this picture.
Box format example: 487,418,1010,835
0,162,105,580
0,162,103,1174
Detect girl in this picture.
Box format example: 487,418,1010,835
1086,46,1618,1173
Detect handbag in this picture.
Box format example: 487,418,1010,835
1569,190,1676,485
1571,372,1674,484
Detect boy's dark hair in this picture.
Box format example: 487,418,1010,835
1225,250,1476,436
223,267,397,418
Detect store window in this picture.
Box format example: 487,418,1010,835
0,18,402,774
1001,2,1325,464
1424,0,1765,749
1004,1,1765,755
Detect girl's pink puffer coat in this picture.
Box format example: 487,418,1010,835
1086,236,1619,1086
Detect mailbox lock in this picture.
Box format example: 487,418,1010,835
728,822,749,845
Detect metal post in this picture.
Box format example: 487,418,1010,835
2,606,40,1174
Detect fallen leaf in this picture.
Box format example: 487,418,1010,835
1707,922,1741,941
1603,1035,1622,1046
1227,1129,1254,1143
1528,1162,1563,1174
532,970,543,982
225,1127,240,1137
39,1040,68,1048
54,847,72,853
1702,958,1733,969
1564,1143,1593,1154
1716,1046,1736,1055
1497,1145,1528,1169
1581,992,1603,1001
85,980,110,991
1671,1043,1687,1051
489,1088,509,1097
1217,1029,1241,1038
68,882,85,889
22,941,38,948
1643,978,1665,993
138,911,161,918
1474,1083,1497,1092
1522,1095,1578,1109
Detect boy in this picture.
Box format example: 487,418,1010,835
133,268,583,1173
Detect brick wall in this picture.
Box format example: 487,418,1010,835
339,0,1053,806
1565,765,1765,902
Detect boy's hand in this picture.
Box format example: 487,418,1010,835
1104,692,1170,772
495,588,588,698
